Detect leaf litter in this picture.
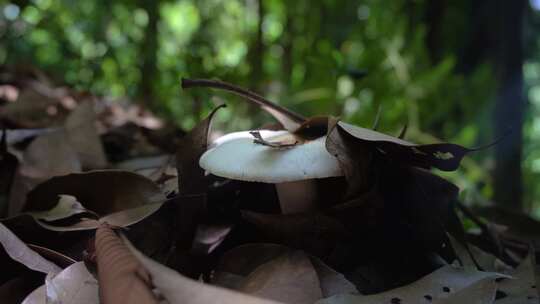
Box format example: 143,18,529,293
0,76,536,304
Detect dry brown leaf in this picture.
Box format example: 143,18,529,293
171,106,225,277
0,274,43,304
241,211,352,263
215,243,290,276
3,128,55,145
176,104,225,195
496,250,539,304
64,100,107,169
0,222,61,274
22,262,99,304
238,250,323,304
250,131,298,148
123,234,283,304
9,130,82,216
316,265,507,304
23,170,166,231
21,130,82,179
214,243,357,300
337,121,473,171
325,117,372,197
28,194,88,222
191,223,232,254
0,129,18,217
0,87,66,128
432,278,497,304
310,257,359,297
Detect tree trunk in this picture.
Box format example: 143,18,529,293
424,0,446,63
492,0,527,209
138,0,159,107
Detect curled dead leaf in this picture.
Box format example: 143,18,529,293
23,170,166,231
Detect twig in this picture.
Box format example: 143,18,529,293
181,78,306,123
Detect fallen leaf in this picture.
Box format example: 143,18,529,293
0,129,18,217
337,121,473,171
0,273,43,304
0,86,66,128
310,257,359,297
23,170,166,231
27,244,76,268
496,250,539,303
123,232,283,304
0,221,61,274
214,243,358,298
325,117,373,197
191,223,232,254
241,211,352,264
64,100,107,169
176,104,225,195
172,106,224,277
432,278,497,304
28,194,89,222
22,262,99,304
20,129,82,179
316,265,507,304
250,130,298,148
3,128,55,145
8,129,82,216
238,250,323,304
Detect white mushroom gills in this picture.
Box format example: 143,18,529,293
199,130,344,214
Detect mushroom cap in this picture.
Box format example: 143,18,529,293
199,130,343,183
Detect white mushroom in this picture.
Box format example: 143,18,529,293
199,130,343,214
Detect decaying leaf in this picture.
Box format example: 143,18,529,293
172,105,226,276
64,100,107,169
118,227,284,304
448,233,512,273
0,273,44,304
432,278,497,304
214,243,358,299
23,170,166,231
0,222,61,274
22,262,99,304
28,195,89,222
0,129,18,217
495,250,539,304
325,117,372,197
316,265,507,304
20,130,82,179
238,250,323,304
250,131,298,148
3,128,55,145
0,86,66,128
176,104,225,195
336,121,473,171
191,223,233,255
241,211,352,264
1,76,533,304
27,244,76,269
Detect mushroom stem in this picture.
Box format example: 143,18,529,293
275,180,318,214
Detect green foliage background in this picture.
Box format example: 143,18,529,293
1,0,539,215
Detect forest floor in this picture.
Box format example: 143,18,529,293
0,68,539,304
